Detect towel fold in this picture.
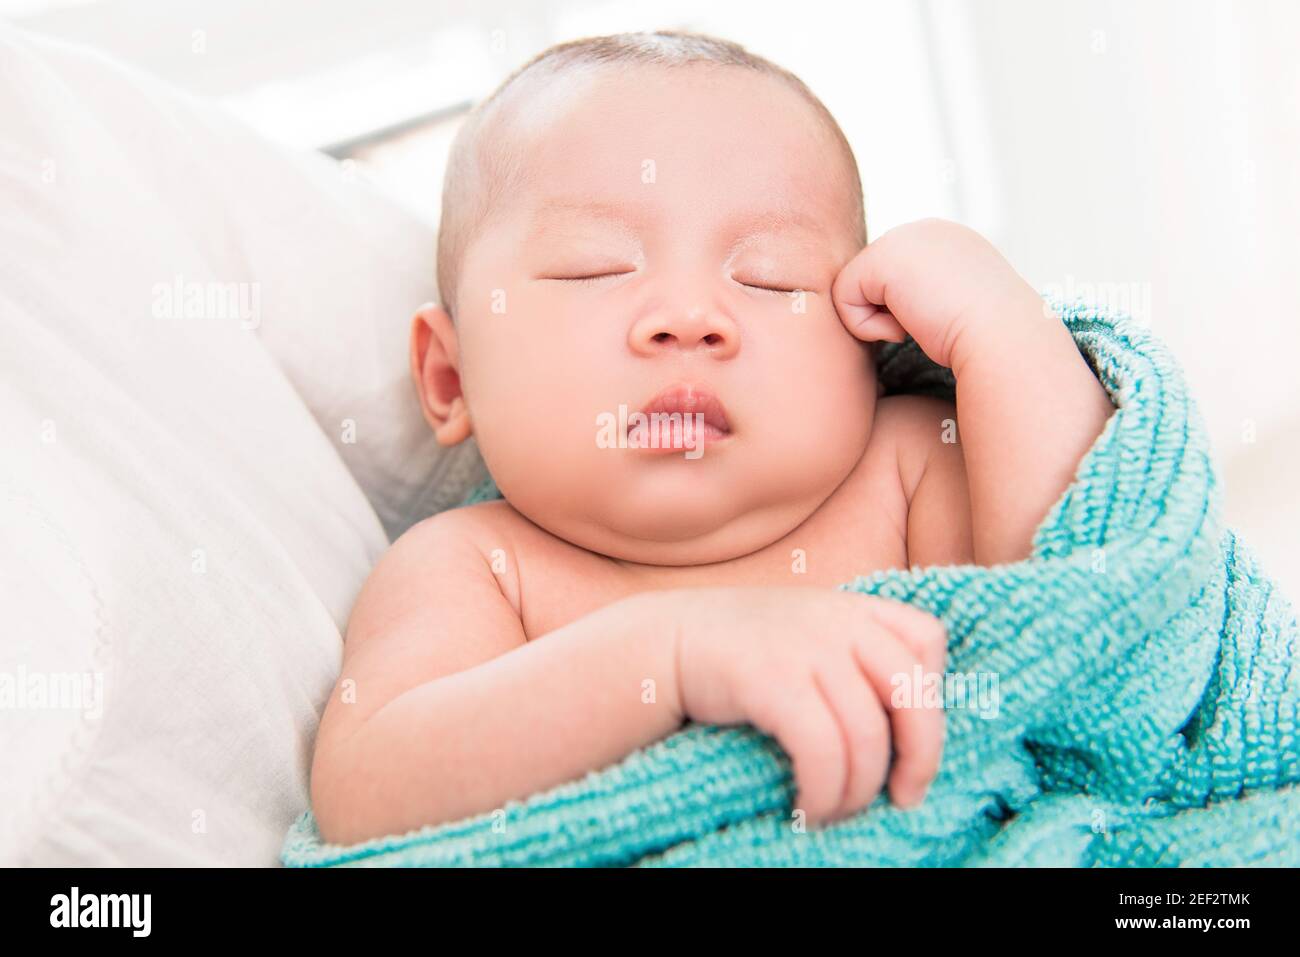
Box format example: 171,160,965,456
283,299,1299,867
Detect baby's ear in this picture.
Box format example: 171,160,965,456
409,302,471,446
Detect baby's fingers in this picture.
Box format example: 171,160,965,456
850,630,946,809
751,682,847,827
859,596,949,686
812,661,890,822
831,243,908,343
835,301,908,344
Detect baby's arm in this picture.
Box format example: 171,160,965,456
311,508,950,842
309,509,684,845
834,220,1114,566
946,287,1114,564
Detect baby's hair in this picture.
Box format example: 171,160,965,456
436,30,868,319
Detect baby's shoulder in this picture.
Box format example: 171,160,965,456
396,498,547,571
405,496,523,537
395,498,588,616
403,495,634,638
378,500,526,619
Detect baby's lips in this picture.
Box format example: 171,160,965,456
626,415,729,452
637,382,732,433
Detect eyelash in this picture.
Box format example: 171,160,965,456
546,272,631,285
543,273,802,294
740,281,799,295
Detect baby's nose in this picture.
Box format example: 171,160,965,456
628,309,740,359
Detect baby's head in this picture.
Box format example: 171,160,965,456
412,31,879,565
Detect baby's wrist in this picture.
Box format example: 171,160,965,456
609,589,693,724
950,282,1048,377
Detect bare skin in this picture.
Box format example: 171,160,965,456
309,64,1114,846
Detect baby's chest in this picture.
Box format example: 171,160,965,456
750,510,909,586
732,484,910,588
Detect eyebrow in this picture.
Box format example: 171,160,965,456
524,199,645,241
527,197,824,243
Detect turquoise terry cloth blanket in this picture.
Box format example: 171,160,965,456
282,299,1300,867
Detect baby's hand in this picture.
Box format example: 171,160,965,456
671,587,947,827
831,218,1039,370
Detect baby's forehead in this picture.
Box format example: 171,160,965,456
484,74,848,215
488,60,832,167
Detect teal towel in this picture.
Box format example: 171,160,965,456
283,299,1299,867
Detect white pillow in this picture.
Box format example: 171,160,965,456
103,70,490,538
0,23,476,864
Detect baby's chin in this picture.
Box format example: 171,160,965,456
524,481,838,567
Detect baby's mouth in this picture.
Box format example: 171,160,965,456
627,383,732,452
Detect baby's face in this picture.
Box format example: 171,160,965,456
453,64,877,565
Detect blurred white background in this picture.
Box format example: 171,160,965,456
5,0,1298,593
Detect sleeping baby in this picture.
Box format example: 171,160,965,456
309,31,1115,846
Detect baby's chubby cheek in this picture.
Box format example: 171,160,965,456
450,331,633,522
768,338,877,482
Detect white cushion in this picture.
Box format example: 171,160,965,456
0,24,479,864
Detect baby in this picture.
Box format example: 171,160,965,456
310,31,1114,846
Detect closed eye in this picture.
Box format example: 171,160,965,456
739,280,802,295
542,271,635,285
